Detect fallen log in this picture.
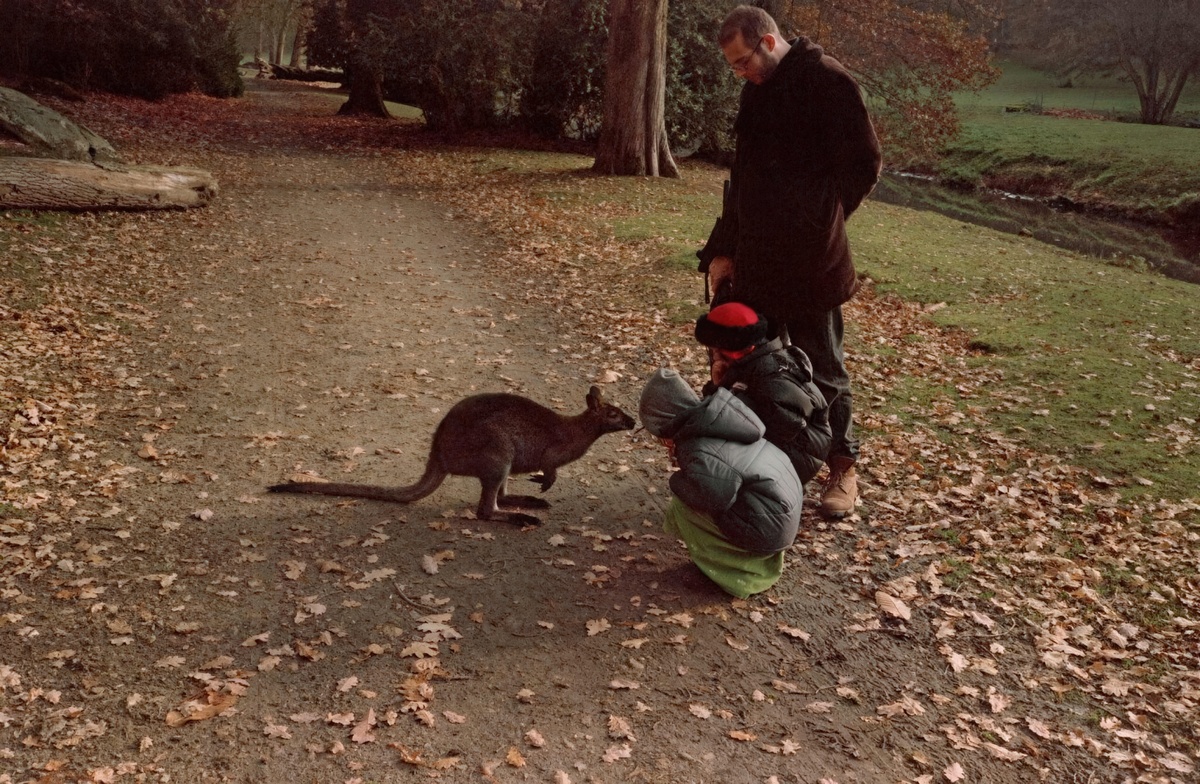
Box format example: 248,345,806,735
0,157,217,210
269,64,345,83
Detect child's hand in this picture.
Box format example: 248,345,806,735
659,437,678,467
710,354,731,386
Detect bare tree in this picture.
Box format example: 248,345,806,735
234,0,311,65
1016,0,1200,124
592,0,678,177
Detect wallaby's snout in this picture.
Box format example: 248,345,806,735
586,384,636,433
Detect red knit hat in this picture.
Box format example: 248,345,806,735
694,302,768,352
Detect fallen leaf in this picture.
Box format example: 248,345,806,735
601,743,632,763
505,747,526,767
875,591,911,620
777,623,810,641
164,691,238,727
944,761,965,781
608,715,635,740
351,709,376,744
586,618,611,636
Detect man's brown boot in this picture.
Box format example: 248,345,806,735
820,457,858,519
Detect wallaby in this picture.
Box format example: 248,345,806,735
268,385,635,525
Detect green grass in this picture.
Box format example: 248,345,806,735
851,201,1199,498
959,60,1200,118
939,60,1200,220
447,142,1200,501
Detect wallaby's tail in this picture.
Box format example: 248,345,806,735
268,457,446,504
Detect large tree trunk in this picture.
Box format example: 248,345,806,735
289,25,305,68
0,158,217,210
592,0,678,178
337,61,390,117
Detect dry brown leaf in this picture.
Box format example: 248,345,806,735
525,728,546,747
351,709,376,744
607,715,635,740
586,618,611,636
983,742,1026,761
164,691,238,727
601,744,632,763
728,729,756,742
505,747,526,767
777,623,810,641
400,641,438,658
875,591,911,620
944,761,965,781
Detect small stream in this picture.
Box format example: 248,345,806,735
870,173,1200,285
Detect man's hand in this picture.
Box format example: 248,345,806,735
708,255,734,292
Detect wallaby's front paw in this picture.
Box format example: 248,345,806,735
527,473,554,492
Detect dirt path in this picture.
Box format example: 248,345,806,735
3,81,1191,784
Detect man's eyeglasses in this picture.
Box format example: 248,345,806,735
731,36,765,72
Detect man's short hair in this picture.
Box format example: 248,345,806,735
719,5,780,47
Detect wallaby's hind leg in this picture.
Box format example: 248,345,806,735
477,470,543,526
498,475,552,509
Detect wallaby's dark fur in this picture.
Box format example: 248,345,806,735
268,386,634,525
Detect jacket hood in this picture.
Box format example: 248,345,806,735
640,368,697,436
778,36,824,75
639,368,764,443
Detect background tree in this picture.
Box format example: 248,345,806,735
520,0,609,140
0,0,243,100
665,0,740,159
1010,0,1200,125
378,2,537,131
232,0,313,65
775,0,998,159
305,0,393,117
592,0,678,177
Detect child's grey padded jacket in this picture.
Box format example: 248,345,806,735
640,368,803,554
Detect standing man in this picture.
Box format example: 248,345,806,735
698,4,882,519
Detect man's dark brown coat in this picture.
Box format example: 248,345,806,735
705,37,882,319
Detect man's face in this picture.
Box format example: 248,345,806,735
722,32,772,85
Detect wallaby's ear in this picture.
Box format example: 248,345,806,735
587,385,603,409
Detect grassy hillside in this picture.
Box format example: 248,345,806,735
936,61,1200,223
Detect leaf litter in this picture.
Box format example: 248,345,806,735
0,79,1195,783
